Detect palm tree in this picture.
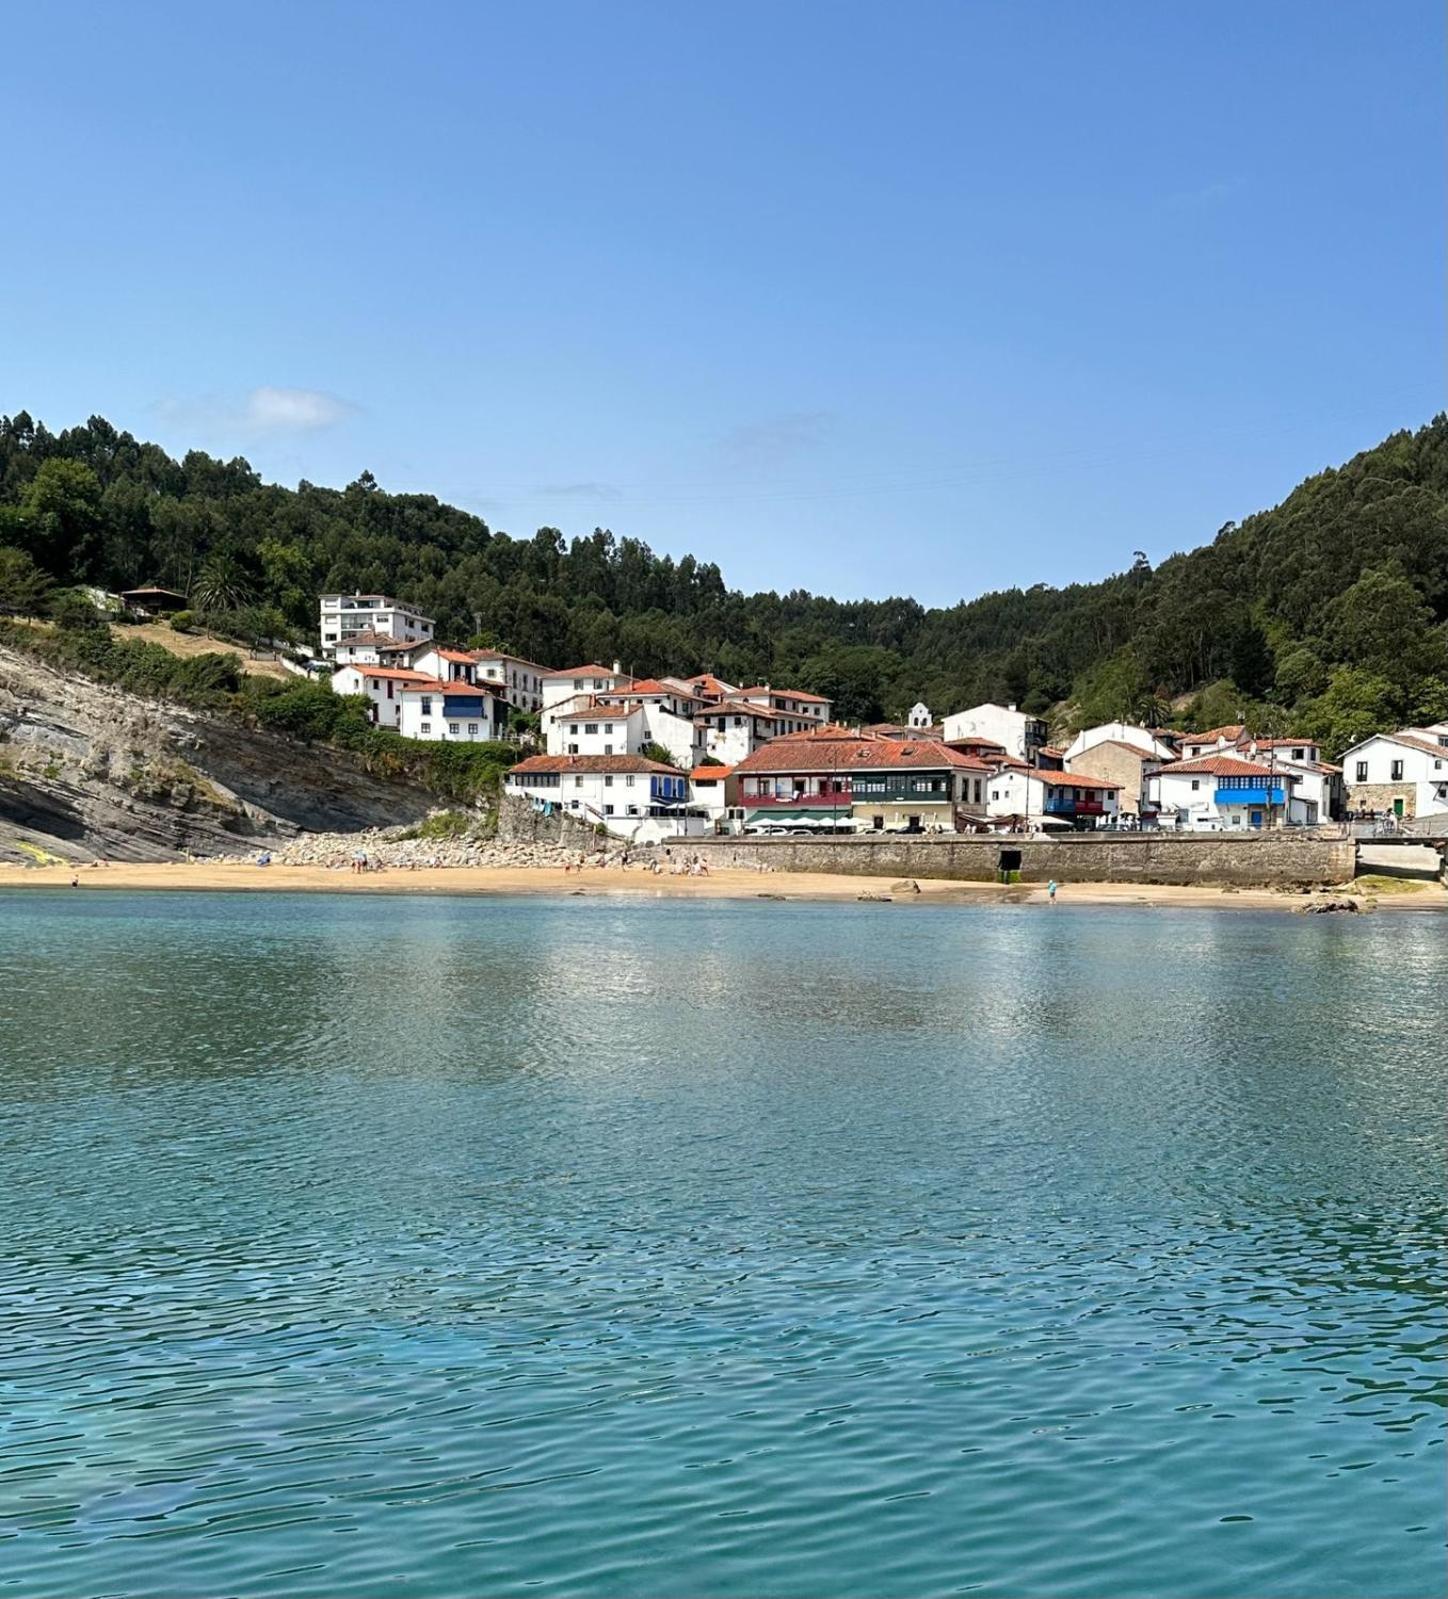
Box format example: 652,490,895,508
190,551,254,615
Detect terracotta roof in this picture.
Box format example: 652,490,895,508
695,699,781,722
1160,755,1273,777
1042,772,1121,791
335,665,429,683
612,677,701,700
544,664,633,680
1079,739,1160,759
736,734,991,775
1182,724,1246,745
683,673,735,698
429,647,478,663
690,766,733,782
469,651,554,671
1244,737,1319,750
737,686,831,703
1040,745,1068,758
508,753,685,777
943,735,1007,751
399,676,504,696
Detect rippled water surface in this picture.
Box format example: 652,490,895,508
1,892,1444,1597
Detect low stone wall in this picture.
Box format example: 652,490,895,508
691,831,1356,887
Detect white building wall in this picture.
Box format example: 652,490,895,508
318,596,434,655
1065,722,1176,762
329,665,408,729
1343,735,1448,817
943,704,1040,760
547,706,647,758
397,688,504,742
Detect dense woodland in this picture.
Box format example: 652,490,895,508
2,410,1447,755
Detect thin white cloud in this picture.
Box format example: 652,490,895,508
152,386,356,437
245,386,354,431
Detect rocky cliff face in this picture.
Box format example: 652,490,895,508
0,645,436,862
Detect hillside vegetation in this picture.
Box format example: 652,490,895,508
2,410,1446,753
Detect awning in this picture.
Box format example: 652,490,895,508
746,806,839,822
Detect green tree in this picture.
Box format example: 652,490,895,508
190,550,255,614
0,546,53,616
20,458,104,576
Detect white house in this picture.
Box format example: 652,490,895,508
470,653,551,714
397,679,507,742
943,703,1048,762
505,753,702,840
735,686,833,733
1341,729,1448,821
329,664,429,729
907,701,933,729
408,644,484,684
689,765,742,830
1064,721,1178,763
328,630,422,669
319,594,434,657
1150,754,1315,830
541,662,635,710
1177,724,1246,761
546,693,703,770
985,766,1121,830
696,700,787,766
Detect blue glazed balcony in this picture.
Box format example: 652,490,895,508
1215,785,1284,806
1043,795,1077,815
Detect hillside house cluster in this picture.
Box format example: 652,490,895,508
317,593,1417,842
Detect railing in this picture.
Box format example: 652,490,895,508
741,790,853,808
1214,786,1285,806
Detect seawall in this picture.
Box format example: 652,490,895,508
689,832,1356,888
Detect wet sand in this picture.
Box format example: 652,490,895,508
2,860,1443,911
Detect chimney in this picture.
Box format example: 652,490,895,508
612,660,622,675
1007,703,1017,712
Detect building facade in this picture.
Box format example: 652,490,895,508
319,594,434,656
1341,729,1448,820
985,768,1122,830
505,753,700,839
942,703,1048,762
397,679,507,742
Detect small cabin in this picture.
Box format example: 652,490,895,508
120,586,188,618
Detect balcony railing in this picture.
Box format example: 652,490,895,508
742,789,852,808
1214,786,1285,806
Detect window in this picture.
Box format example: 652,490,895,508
604,804,615,816
585,723,599,735
567,743,579,755
1355,761,1368,782
1292,748,1304,760
574,776,584,787
604,724,613,734
449,722,460,735
420,721,431,734
1191,779,1199,791
1390,760,1404,781
604,775,614,787
625,775,635,787
569,724,579,735
627,804,639,816
421,696,432,716
604,744,614,756
468,723,478,735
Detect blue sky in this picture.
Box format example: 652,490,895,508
2,2,1441,606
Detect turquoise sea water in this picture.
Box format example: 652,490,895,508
0,891,1443,1598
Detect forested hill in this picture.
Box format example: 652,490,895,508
2,410,1446,752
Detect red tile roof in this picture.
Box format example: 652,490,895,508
336,665,430,683
1044,771,1121,791
508,753,685,776
335,629,417,650
737,686,831,703
690,766,733,782
1183,724,1246,745
694,699,781,722
735,732,991,774
544,664,633,680
609,677,700,699
1161,755,1272,777
400,676,503,696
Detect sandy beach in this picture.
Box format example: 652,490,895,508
2,859,1443,911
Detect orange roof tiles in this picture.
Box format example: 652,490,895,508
509,754,685,776
1161,755,1272,777
736,734,991,774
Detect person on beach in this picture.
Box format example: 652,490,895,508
1047,879,1058,904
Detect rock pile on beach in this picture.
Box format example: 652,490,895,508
256,825,629,871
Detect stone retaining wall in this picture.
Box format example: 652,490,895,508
690,831,1356,887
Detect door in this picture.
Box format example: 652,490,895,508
1249,810,1263,829
1393,798,1405,818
